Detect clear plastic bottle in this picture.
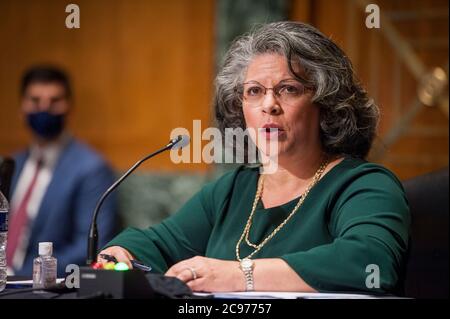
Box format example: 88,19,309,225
0,190,9,292
33,242,57,289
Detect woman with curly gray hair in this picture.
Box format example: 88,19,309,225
100,22,410,296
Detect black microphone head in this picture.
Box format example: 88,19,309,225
0,157,15,201
170,135,190,150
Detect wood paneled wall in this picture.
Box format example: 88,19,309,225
290,0,449,180
0,0,214,171
1,0,447,179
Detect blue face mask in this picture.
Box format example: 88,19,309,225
26,111,66,139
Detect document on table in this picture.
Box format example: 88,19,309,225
193,291,383,299
6,278,65,286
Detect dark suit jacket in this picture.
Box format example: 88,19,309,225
11,137,117,276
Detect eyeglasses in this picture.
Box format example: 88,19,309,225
238,79,307,106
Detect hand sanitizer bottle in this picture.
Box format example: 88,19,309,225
33,242,57,289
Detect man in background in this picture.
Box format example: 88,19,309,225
7,66,117,276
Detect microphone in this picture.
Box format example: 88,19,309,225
0,157,15,202
86,135,190,265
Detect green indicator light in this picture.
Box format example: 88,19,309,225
114,262,129,271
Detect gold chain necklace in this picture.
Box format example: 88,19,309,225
235,157,329,261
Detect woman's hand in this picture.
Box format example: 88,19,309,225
165,256,244,292
97,246,135,269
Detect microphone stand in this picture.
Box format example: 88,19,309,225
86,135,184,265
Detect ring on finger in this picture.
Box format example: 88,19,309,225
185,267,197,280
